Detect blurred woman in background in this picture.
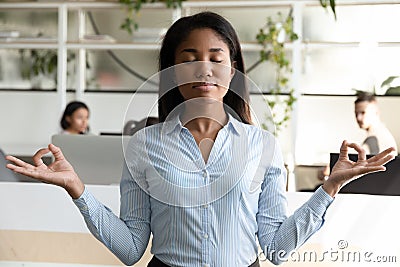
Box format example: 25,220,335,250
60,101,90,135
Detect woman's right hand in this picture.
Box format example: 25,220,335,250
6,144,84,199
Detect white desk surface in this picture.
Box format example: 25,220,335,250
1,182,399,266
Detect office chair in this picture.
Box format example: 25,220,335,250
123,117,159,136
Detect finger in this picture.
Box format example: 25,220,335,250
6,162,23,172
5,155,35,170
48,144,66,161
6,165,52,183
354,166,386,177
367,154,395,167
32,148,50,167
337,166,386,183
347,142,366,161
338,140,349,160
367,147,396,164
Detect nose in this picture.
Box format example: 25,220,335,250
195,61,212,78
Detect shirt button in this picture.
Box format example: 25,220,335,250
202,204,208,208
203,171,207,178
203,264,210,267
204,233,208,239
82,205,88,211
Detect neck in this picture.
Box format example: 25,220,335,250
181,100,227,133
366,122,381,133
66,129,81,134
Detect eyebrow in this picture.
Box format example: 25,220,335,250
180,48,224,53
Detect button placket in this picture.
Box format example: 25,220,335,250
201,170,210,266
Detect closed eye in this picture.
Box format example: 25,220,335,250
181,60,223,63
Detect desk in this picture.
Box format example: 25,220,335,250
1,182,399,266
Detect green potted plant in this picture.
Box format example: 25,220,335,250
382,76,400,95
319,0,337,20
248,1,337,135
119,0,186,35
19,49,58,89
248,10,298,135
352,76,400,96
19,48,93,90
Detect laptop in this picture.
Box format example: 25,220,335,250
330,153,400,196
52,134,130,185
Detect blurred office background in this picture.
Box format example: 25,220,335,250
1,1,400,188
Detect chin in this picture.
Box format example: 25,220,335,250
197,96,223,103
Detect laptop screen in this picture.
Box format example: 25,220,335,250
330,153,400,196
52,134,130,185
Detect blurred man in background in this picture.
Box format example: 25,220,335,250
354,92,398,154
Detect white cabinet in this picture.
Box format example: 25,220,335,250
1,1,400,96
0,1,302,106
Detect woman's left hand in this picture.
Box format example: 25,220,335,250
322,140,396,197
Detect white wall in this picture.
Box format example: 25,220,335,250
0,91,60,154
0,91,158,155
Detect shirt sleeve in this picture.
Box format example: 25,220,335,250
257,139,334,265
73,146,151,266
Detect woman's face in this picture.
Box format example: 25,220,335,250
174,28,235,102
66,107,89,134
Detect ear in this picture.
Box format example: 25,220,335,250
66,116,71,123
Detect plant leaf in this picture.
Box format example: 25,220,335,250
330,0,337,20
385,86,400,95
381,76,399,87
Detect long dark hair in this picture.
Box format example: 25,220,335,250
60,101,89,131
158,11,252,124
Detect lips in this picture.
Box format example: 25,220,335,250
192,82,216,91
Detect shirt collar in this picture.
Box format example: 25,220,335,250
163,112,244,136
225,113,243,136
163,114,183,135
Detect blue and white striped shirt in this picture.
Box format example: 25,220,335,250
74,114,333,266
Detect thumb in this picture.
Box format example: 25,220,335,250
48,144,66,161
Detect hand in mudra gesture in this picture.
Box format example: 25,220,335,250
323,140,396,197
6,144,84,199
